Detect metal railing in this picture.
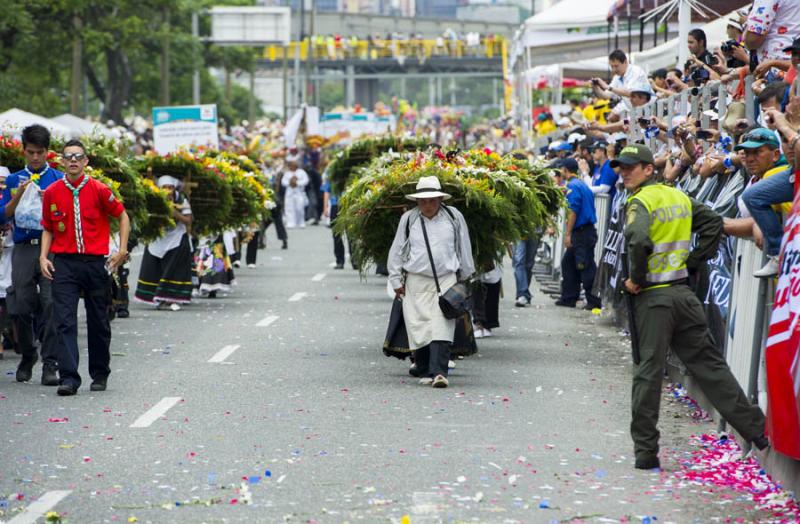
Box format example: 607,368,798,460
261,37,506,62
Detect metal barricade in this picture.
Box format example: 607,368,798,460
594,193,610,263
724,239,767,401
550,207,566,279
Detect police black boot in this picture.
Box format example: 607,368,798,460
634,456,660,470
282,240,288,250
41,364,59,386
116,307,130,319
16,354,37,382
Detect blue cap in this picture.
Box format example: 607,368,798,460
734,128,781,151
550,157,579,173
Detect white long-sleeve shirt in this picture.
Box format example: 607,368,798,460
281,168,309,197
387,205,475,290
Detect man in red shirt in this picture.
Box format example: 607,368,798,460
39,139,130,396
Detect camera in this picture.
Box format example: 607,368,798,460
721,40,740,54
591,78,601,86
638,117,651,127
691,67,710,85
696,130,713,140
710,56,719,66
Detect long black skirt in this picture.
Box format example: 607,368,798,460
383,297,477,360
134,235,194,305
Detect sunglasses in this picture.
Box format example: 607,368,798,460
62,152,86,161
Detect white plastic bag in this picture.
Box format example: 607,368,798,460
14,183,43,231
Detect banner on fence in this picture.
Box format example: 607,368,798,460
765,186,800,460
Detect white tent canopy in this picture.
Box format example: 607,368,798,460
523,0,615,33
51,114,115,139
515,0,673,68
554,10,734,77
0,108,71,139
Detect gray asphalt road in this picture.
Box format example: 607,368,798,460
0,225,777,523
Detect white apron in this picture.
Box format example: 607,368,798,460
402,272,457,350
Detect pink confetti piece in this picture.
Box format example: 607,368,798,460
48,417,69,423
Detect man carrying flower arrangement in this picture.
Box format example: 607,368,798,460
387,176,475,389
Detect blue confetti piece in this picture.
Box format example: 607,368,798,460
248,476,261,484
207,473,217,485
539,500,550,509
595,469,607,478
264,470,272,477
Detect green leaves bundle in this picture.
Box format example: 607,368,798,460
335,149,564,272
328,136,430,194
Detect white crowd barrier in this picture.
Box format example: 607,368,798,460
594,193,610,264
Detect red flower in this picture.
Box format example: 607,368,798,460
483,148,492,156
433,150,446,161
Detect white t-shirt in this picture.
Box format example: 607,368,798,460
746,0,800,62
609,63,649,115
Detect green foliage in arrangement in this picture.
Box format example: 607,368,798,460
335,149,565,273
327,136,430,195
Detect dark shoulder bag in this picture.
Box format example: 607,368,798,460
419,215,471,320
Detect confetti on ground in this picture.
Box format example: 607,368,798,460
664,383,710,421
672,433,800,522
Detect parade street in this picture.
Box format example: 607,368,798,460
0,226,778,523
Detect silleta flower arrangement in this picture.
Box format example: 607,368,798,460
335,148,564,272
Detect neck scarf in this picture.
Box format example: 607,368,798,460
24,165,48,186
63,175,90,253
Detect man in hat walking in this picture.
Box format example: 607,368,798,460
387,176,475,388
616,143,768,469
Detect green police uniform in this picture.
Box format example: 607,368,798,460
616,145,766,468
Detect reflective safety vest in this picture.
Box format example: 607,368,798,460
628,184,693,284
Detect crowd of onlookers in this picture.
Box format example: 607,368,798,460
529,1,800,291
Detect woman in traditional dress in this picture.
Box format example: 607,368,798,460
387,176,475,388
195,232,236,298
134,176,193,311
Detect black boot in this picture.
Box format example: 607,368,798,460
41,364,59,386
282,240,288,250
16,354,37,382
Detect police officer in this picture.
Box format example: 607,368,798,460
0,125,63,385
615,144,768,470
553,157,602,310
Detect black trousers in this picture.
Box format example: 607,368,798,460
561,225,601,308
329,205,352,266
245,232,260,265
472,280,501,329
52,255,112,388
414,340,451,378
269,205,288,242
8,243,58,367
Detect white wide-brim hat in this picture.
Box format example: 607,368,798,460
405,176,452,201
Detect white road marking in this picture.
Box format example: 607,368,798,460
288,292,308,302
311,273,326,282
130,397,181,428
8,490,72,524
256,315,279,327
207,344,241,363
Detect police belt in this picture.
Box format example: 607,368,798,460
643,277,689,290
572,223,596,233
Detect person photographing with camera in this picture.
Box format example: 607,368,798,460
39,140,130,396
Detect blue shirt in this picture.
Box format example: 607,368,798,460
0,166,64,243
592,159,619,201
321,180,338,207
565,176,596,229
